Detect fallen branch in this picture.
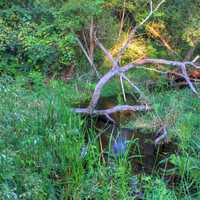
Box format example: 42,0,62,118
95,38,119,69
180,63,198,95
88,58,199,111
121,74,144,96
74,57,199,116
73,0,199,118
118,0,126,38
73,104,150,115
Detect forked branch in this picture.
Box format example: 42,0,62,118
116,0,166,63
74,0,199,118
73,57,199,116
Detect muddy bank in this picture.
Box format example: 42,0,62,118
81,94,179,174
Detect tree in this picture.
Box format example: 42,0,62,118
73,0,200,123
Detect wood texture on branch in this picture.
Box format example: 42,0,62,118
123,59,199,95
74,57,199,115
74,0,199,116
73,105,150,115
95,38,119,69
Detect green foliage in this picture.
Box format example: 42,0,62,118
2,0,199,76
0,75,85,199
157,0,200,55
107,0,200,58
1,1,200,199
183,15,200,47
0,74,200,199
0,0,106,75
144,177,177,200
0,75,134,199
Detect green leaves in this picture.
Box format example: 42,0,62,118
0,0,104,75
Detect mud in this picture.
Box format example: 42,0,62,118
81,94,179,176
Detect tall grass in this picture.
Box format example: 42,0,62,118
0,74,200,199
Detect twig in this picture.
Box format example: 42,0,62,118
119,0,126,37
89,18,95,61
121,74,143,96
179,63,198,95
116,0,166,63
76,37,101,78
95,38,119,69
134,66,199,81
105,114,116,124
192,55,200,63
120,75,127,102
99,137,106,164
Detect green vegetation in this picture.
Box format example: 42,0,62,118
1,75,200,199
0,0,200,199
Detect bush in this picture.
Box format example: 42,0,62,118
0,1,105,75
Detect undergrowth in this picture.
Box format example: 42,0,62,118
0,74,200,200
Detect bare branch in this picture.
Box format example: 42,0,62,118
105,114,116,123
134,66,200,83
123,59,199,96
95,38,119,69
120,75,127,102
88,68,119,110
73,0,199,121
73,104,150,115
192,55,200,63
76,37,101,78
179,63,198,95
74,57,199,116
135,66,190,81
121,74,144,96
89,18,95,61
184,61,200,69
116,0,166,63
119,0,126,37
123,58,200,69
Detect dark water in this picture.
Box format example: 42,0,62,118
82,94,179,174
92,123,178,175
80,93,181,199
75,90,200,199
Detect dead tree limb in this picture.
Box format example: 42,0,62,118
120,75,127,102
180,63,198,95
73,0,199,118
74,57,199,116
89,18,95,62
95,38,119,69
73,105,150,115
121,74,144,96
116,0,166,63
